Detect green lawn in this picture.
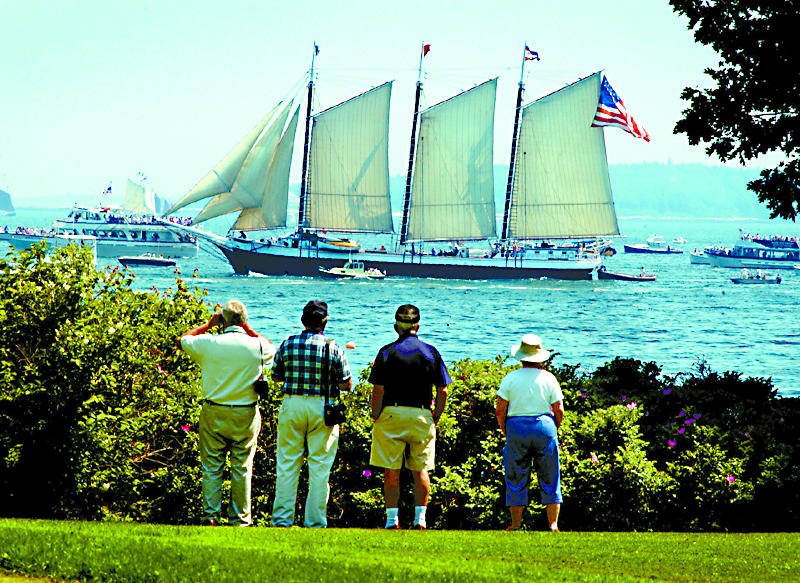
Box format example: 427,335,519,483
0,519,797,582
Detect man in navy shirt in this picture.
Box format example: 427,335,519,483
369,304,451,529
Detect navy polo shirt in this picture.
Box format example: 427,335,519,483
369,333,451,409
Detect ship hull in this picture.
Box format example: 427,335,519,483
216,244,598,280
0,232,196,258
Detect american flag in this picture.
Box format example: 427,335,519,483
524,45,539,61
591,75,650,141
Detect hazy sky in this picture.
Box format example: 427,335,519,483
1,0,725,206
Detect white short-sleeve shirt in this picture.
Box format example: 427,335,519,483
497,367,563,417
181,326,276,405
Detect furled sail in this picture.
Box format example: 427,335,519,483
124,179,172,216
306,82,393,232
506,72,619,240
406,78,498,241
163,101,282,217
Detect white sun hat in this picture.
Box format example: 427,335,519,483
510,334,551,363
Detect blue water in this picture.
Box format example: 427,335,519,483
4,209,799,397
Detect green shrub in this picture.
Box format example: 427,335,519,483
1,243,798,531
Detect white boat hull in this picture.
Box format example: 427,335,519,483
0,232,197,258
707,253,798,270
689,252,711,265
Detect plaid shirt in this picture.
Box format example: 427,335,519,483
271,331,351,396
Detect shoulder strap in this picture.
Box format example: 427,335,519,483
321,338,335,404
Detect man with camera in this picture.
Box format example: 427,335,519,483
369,304,451,529
271,300,352,528
179,300,275,526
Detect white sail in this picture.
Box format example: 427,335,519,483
407,78,497,241
306,82,393,232
164,102,281,216
232,106,300,231
124,179,172,216
193,101,294,224
507,72,619,240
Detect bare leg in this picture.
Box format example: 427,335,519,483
546,503,561,531
384,468,401,508
509,505,523,530
411,470,430,506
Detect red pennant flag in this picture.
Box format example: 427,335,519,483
422,44,431,57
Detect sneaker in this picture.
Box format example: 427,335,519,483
504,525,520,531
384,524,400,529
413,523,426,530
201,519,218,527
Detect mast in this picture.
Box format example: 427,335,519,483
400,42,427,245
502,44,529,241
297,42,318,230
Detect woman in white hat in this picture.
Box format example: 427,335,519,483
495,334,564,531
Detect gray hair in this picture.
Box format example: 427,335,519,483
222,300,248,326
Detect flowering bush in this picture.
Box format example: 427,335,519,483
0,242,209,521
1,244,798,531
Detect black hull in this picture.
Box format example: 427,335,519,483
623,245,683,254
598,270,655,282
215,245,595,281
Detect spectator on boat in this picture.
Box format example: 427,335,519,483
369,304,451,530
271,301,352,528
495,334,564,532
179,300,275,526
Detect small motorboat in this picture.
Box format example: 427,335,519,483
624,235,683,255
318,260,385,280
731,275,781,284
597,266,656,281
119,254,177,267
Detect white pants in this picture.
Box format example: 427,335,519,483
199,402,261,525
272,395,339,527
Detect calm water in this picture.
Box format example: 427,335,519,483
4,209,799,397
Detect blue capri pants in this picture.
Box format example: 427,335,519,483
503,414,562,506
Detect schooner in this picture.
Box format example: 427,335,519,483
163,44,619,280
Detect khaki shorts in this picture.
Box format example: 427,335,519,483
370,406,436,471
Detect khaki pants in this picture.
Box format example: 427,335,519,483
199,402,261,525
272,395,339,527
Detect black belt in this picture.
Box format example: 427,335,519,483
203,399,257,408
383,401,429,409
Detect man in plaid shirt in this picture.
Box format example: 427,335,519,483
270,300,352,527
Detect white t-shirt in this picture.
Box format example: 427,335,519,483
497,367,563,417
181,326,276,405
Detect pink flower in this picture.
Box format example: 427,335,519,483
678,428,685,434
667,440,676,447
362,470,372,478
685,419,694,425
180,424,191,432
662,388,672,395
679,411,686,417
726,475,736,483
590,454,599,466
626,402,637,410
